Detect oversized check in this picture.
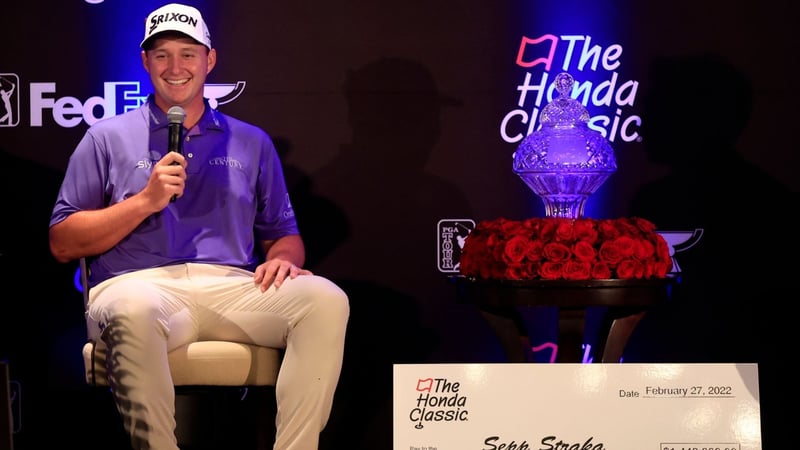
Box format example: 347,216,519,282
393,363,761,450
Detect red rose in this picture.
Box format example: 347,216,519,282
631,216,657,233
655,237,672,267
616,259,644,279
525,240,545,262
563,260,592,280
591,261,612,279
617,217,641,237
598,240,624,265
633,238,655,261
554,219,575,242
573,218,599,244
614,236,637,258
538,218,561,241
503,235,531,264
499,218,523,237
597,219,622,240
459,216,673,281
540,261,565,279
505,262,537,280
543,242,571,262
572,241,597,262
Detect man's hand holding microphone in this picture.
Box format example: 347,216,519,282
142,106,187,210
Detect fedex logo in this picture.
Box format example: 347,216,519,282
0,74,246,129
30,81,146,127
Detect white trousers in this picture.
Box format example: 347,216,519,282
87,263,350,450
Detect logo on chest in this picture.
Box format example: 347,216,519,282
208,156,244,169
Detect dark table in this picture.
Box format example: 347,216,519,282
452,275,678,363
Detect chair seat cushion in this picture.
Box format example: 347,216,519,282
83,340,282,387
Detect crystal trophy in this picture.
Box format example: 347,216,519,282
512,72,617,218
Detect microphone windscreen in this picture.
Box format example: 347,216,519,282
167,106,186,124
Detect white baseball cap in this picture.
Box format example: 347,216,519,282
140,3,211,50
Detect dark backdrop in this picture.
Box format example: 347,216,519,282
1,1,796,449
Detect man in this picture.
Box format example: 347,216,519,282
48,3,349,449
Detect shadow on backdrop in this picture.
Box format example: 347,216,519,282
0,149,120,449
272,136,349,269
302,57,489,450
625,53,797,448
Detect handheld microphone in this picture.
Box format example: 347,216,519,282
167,106,186,202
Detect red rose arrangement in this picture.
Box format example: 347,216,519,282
459,216,673,281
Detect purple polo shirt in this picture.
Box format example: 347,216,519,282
50,96,299,288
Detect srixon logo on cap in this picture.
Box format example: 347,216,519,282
148,11,199,34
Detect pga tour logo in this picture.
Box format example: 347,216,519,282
437,219,474,273
0,74,19,127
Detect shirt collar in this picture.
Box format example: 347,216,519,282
144,94,226,134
